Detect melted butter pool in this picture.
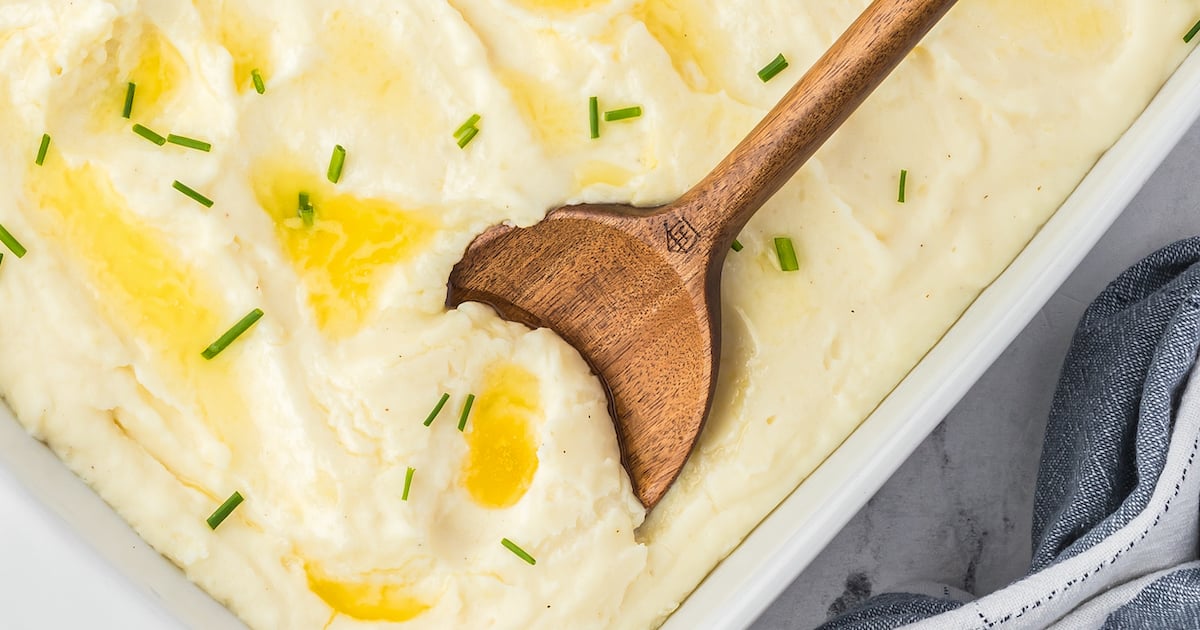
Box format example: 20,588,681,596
28,157,223,367
511,0,611,11
209,2,273,94
983,0,1121,55
305,563,430,623
92,24,186,129
500,68,583,152
27,156,256,452
253,159,437,338
462,363,541,508
632,0,725,93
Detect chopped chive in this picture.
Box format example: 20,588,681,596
454,114,481,149
501,538,536,565
774,237,799,272
457,393,476,431
0,223,27,258
173,180,213,208
167,134,212,152
454,114,481,140
731,239,744,252
122,82,136,118
327,145,347,184
456,126,479,149
402,467,415,501
423,393,450,427
133,124,167,146
0,252,4,268
757,53,790,83
298,192,314,227
206,491,244,530
251,69,266,94
898,169,908,203
588,96,600,139
201,308,264,360
603,106,642,122
35,133,50,166
1187,18,1200,43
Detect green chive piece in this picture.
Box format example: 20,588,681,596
898,169,908,203
133,124,167,146
774,237,799,272
454,114,481,149
122,82,136,119
35,133,50,166
206,491,244,530
251,69,266,94
501,538,536,565
731,239,744,252
0,252,4,268
424,393,450,427
201,308,263,360
604,106,642,122
456,126,480,149
588,96,600,139
167,134,212,152
0,223,27,259
454,114,481,140
327,144,347,184
1186,19,1200,43
173,180,214,208
402,467,415,501
757,53,790,83
457,393,476,431
298,192,314,227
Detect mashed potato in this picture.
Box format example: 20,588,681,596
0,0,1194,628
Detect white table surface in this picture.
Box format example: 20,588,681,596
2,109,1199,630
0,463,182,628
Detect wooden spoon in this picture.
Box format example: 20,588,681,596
447,0,959,509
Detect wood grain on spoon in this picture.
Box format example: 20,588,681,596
447,0,960,509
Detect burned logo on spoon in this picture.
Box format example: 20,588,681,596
664,216,700,253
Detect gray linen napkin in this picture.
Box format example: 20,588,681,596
818,238,1200,629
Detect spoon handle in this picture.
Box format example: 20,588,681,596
679,0,959,249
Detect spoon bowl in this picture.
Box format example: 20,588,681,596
448,203,724,508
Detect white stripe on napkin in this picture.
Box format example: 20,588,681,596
904,365,1200,630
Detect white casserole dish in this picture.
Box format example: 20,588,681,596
2,39,1200,630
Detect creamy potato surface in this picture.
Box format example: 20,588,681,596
0,1,1194,628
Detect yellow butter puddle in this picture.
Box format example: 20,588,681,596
500,68,583,153
193,0,273,94
575,160,636,189
511,0,611,12
27,156,259,462
252,159,436,338
91,23,186,130
305,564,431,624
303,10,446,144
633,0,727,93
980,0,1121,55
462,363,541,508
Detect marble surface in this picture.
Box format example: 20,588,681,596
749,110,1200,629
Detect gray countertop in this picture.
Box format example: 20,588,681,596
749,113,1200,629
